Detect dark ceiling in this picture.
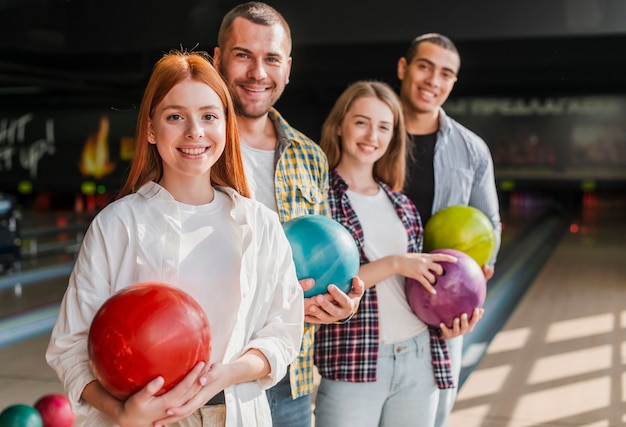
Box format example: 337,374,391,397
1,0,626,121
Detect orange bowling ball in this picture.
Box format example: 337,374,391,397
88,282,211,400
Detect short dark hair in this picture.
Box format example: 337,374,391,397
405,33,459,65
217,1,292,53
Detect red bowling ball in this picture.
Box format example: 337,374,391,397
88,282,211,400
33,394,74,427
406,249,486,328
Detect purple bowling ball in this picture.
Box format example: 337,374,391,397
406,248,486,328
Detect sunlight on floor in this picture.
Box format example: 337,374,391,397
448,404,491,427
486,327,531,353
527,345,612,384
512,377,611,426
452,306,624,425
457,365,512,399
545,313,614,343
579,421,611,427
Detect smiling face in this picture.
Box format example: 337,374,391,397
148,78,226,186
338,96,395,170
397,41,460,116
214,17,292,119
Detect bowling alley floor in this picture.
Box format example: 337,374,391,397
449,201,626,426
0,333,70,411
0,212,88,425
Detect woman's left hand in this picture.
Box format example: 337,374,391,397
439,307,485,339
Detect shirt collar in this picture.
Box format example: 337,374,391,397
269,108,302,150
438,107,451,136
136,181,245,216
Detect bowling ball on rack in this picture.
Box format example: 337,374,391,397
33,394,74,427
88,282,211,400
406,249,486,328
423,205,496,267
0,405,43,427
282,215,360,298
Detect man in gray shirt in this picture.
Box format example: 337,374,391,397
397,32,502,426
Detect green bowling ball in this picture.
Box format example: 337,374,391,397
0,405,43,427
423,205,496,267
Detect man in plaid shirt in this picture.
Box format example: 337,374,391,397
213,2,364,426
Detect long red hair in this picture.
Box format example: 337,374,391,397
117,50,249,199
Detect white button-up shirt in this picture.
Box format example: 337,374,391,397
46,182,303,427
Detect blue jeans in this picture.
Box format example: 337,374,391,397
266,372,312,427
434,335,463,427
314,330,438,427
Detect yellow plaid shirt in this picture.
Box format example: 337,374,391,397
268,108,330,398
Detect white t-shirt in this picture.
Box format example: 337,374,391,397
168,190,240,364
240,144,278,213
347,188,427,344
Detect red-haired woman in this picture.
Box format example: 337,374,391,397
47,50,303,427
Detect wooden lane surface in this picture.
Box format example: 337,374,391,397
450,206,626,426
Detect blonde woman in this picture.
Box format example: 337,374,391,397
314,81,482,426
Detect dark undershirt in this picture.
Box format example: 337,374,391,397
405,132,437,226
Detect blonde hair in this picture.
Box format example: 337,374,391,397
319,81,407,191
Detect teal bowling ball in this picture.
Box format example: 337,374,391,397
0,405,43,427
282,215,359,298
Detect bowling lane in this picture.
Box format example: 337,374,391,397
0,334,66,409
450,193,626,426
0,211,91,350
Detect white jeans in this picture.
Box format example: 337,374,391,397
314,329,438,427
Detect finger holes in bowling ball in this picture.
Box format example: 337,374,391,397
433,267,446,286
